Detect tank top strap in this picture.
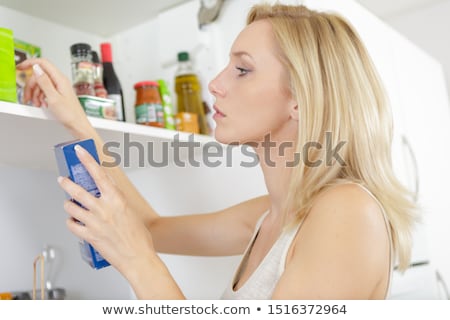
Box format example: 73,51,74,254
350,183,394,299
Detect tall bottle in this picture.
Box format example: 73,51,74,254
100,42,125,121
175,51,208,135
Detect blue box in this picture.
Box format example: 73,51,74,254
54,139,110,269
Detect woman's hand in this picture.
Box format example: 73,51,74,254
57,144,156,277
16,58,91,132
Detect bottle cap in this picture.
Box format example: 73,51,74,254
134,81,159,89
177,51,189,62
100,43,113,63
70,43,91,56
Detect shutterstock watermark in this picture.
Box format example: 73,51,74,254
102,132,346,168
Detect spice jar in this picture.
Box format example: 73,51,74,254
70,43,95,96
134,81,165,128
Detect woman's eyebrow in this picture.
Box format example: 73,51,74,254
230,51,254,61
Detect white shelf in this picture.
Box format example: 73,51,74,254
0,101,214,172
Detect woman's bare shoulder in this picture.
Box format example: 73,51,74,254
301,183,389,255
311,183,384,220
272,183,390,299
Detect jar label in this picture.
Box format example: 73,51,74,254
136,103,164,125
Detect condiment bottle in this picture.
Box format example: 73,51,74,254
100,42,126,122
70,43,95,96
174,51,208,135
134,81,165,128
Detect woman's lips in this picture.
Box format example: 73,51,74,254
213,105,226,119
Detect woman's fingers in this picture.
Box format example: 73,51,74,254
74,145,111,194
63,199,91,225
23,74,38,104
38,92,47,108
66,217,91,242
17,57,67,87
57,176,99,212
31,79,42,107
32,64,60,103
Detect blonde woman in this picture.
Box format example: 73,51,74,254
18,3,417,299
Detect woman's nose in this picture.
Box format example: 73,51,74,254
208,72,225,97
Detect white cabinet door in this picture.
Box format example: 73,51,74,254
391,30,450,293
308,0,445,298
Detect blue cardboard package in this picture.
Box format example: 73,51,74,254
54,138,110,269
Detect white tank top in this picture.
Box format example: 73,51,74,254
221,184,394,299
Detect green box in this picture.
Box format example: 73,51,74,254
157,79,176,130
78,95,117,120
0,28,17,103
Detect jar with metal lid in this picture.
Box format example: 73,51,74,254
134,81,165,128
70,43,95,96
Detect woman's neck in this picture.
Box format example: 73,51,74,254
253,132,297,222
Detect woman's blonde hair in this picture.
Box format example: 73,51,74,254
247,4,418,271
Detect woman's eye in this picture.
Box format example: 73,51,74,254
235,67,250,76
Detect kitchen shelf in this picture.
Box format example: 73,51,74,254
0,101,215,172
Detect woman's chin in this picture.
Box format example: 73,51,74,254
213,130,243,145
213,132,235,145
213,126,265,146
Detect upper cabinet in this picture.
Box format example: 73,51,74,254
0,0,218,172
0,0,191,37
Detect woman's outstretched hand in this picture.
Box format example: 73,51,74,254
57,144,157,277
16,58,91,132
57,144,184,299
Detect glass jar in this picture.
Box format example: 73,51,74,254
70,43,95,96
134,81,165,128
91,50,108,98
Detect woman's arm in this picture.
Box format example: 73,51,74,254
57,145,184,298
18,59,160,228
18,58,270,257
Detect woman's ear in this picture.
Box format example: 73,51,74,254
289,101,299,121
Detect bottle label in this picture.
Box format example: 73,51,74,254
108,94,124,121
175,112,199,134
136,103,164,125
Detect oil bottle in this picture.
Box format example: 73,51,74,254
174,51,209,135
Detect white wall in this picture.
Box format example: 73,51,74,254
386,0,450,104
0,164,131,299
384,2,450,295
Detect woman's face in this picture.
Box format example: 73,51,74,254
209,19,297,145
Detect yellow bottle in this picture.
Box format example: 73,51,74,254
175,51,209,135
